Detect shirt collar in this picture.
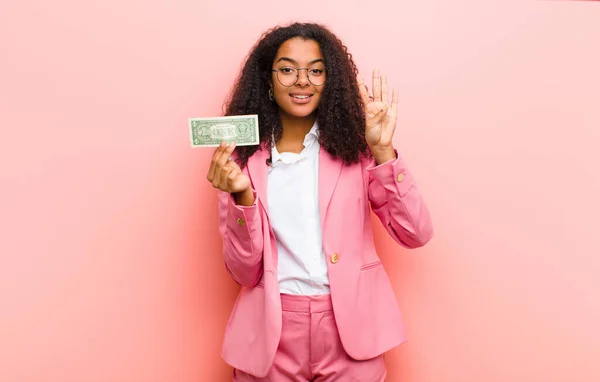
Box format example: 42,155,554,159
271,122,319,166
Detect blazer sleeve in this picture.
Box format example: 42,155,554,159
217,189,264,286
365,151,434,248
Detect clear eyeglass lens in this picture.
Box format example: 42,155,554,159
277,67,325,86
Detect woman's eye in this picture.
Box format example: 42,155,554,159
310,69,324,75
280,67,294,74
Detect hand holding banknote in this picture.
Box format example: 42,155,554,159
192,115,258,205
206,142,255,206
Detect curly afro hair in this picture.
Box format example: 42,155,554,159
223,22,369,168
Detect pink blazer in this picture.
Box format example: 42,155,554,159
217,145,433,377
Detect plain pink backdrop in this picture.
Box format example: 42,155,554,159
1,0,599,381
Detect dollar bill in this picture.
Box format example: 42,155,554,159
188,115,260,147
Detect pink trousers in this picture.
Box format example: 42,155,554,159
233,294,386,381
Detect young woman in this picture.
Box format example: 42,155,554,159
206,22,433,381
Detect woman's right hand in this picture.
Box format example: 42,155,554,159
207,141,254,205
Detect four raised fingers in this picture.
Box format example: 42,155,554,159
358,69,394,108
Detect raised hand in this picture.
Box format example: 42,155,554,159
357,69,399,163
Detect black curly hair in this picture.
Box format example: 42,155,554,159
223,22,369,169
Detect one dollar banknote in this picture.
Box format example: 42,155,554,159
188,115,260,147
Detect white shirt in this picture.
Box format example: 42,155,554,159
267,123,330,295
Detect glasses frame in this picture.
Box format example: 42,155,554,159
271,67,326,87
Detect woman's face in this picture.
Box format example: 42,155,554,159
270,37,326,119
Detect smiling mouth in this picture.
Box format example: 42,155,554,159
290,94,313,99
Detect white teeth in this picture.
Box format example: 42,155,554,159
292,95,310,99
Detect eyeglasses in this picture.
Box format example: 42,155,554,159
272,66,326,87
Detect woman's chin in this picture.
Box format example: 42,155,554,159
281,106,318,119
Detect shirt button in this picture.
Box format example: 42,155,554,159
237,218,246,226
396,173,405,183
330,253,339,264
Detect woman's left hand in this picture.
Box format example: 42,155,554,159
357,69,398,164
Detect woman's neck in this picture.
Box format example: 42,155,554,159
276,112,317,154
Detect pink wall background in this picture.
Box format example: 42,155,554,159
1,0,599,381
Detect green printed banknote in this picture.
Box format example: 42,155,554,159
188,115,259,147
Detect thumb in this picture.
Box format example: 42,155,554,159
228,160,243,173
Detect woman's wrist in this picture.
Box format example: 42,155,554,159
233,187,255,206
370,145,397,165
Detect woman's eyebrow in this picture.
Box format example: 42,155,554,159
275,57,324,65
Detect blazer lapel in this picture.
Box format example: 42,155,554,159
318,148,343,231
246,144,342,232
245,145,270,215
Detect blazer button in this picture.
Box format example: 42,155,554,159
330,253,339,264
237,218,246,226
396,173,405,182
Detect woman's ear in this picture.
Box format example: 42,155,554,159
267,79,274,101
